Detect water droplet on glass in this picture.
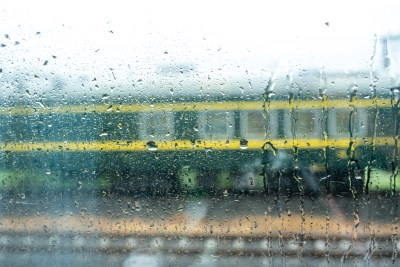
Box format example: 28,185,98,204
223,190,228,197
146,141,158,151
135,201,141,211
240,139,248,149
102,94,110,100
99,132,108,137
45,168,51,175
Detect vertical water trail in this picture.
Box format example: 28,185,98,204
366,34,379,195
324,207,330,264
390,87,400,195
390,87,400,263
364,34,379,264
261,74,279,262
392,234,398,264
287,72,306,264
288,72,299,180
347,84,358,198
319,67,330,194
319,67,331,263
342,84,360,264
262,75,276,193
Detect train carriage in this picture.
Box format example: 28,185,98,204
0,59,398,196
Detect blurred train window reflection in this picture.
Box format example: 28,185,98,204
282,109,321,139
139,111,174,140
241,110,278,139
199,111,234,140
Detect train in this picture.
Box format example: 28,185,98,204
0,38,399,197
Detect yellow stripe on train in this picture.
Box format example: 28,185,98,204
0,99,392,115
0,137,395,152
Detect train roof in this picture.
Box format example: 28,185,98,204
0,66,397,107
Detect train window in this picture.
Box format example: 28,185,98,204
283,109,321,139
174,111,198,140
198,111,234,140
100,113,138,140
240,110,278,139
139,111,174,140
375,108,393,137
328,108,368,138
2,115,32,141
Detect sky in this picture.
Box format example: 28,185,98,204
0,0,400,83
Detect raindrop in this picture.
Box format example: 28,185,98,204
99,132,108,137
348,84,358,100
223,190,228,197
146,141,158,151
102,94,110,100
45,168,51,175
135,201,141,211
240,139,248,149
178,204,184,212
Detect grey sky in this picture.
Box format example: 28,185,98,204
1,0,399,82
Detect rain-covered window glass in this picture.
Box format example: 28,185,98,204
199,111,234,140
328,109,368,138
2,1,400,266
241,110,278,139
284,109,320,139
139,112,173,140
